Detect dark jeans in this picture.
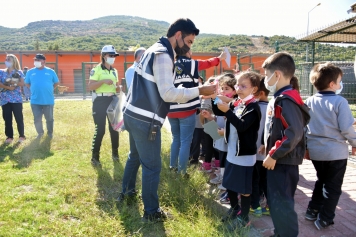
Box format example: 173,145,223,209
92,96,119,154
121,114,162,214
308,159,347,223
31,104,54,136
203,132,219,162
251,160,267,209
2,103,25,138
190,128,204,161
267,164,299,237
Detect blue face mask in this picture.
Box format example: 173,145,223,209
336,81,343,94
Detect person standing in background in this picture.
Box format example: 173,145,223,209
22,67,31,101
25,54,59,139
0,54,26,143
124,47,146,90
88,45,121,167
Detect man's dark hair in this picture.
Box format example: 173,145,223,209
262,52,295,79
166,18,199,38
310,63,343,91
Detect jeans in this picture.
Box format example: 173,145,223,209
91,96,119,154
168,113,196,173
308,159,347,222
267,164,299,237
2,103,25,138
121,114,162,215
31,104,54,136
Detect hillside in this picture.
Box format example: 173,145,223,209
1,15,355,62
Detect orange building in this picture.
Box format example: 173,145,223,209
0,51,269,94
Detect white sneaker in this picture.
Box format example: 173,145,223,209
218,183,226,190
210,174,223,184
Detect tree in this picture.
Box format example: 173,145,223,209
48,45,53,50
53,44,59,50
35,40,40,50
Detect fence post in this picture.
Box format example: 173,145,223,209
82,62,86,100
310,41,316,95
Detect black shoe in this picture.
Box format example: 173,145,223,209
169,167,178,172
91,152,101,167
91,158,102,167
182,173,190,179
221,208,240,222
305,207,319,221
142,208,168,223
112,152,119,162
189,159,199,165
314,214,334,230
116,190,139,204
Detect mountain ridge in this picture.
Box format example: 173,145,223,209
1,15,354,62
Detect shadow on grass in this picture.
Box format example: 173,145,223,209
94,159,166,236
8,136,53,169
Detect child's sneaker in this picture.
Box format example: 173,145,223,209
262,207,270,215
218,183,226,190
220,191,228,199
227,215,251,231
249,207,262,217
314,214,334,230
221,208,240,222
213,159,220,169
210,174,223,184
305,207,319,221
220,195,230,204
201,162,212,173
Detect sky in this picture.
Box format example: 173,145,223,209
1,0,355,37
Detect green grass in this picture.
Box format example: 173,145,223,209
0,101,249,237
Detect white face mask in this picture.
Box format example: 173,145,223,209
5,61,12,68
106,57,115,65
264,72,278,93
34,61,42,68
336,81,343,94
241,93,254,103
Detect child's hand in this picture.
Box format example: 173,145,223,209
218,50,227,61
201,109,212,119
263,155,276,170
258,145,265,155
217,128,224,136
217,102,229,112
304,149,311,160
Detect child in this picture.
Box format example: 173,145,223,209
201,74,237,186
211,72,261,230
250,77,269,217
200,77,220,173
189,76,206,165
168,50,226,174
262,52,310,237
304,63,356,230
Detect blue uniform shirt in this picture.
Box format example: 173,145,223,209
25,67,59,105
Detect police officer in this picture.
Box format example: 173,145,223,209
88,45,121,167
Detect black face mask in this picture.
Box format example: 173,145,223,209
174,36,190,56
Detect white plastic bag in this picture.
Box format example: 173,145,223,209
107,88,126,132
